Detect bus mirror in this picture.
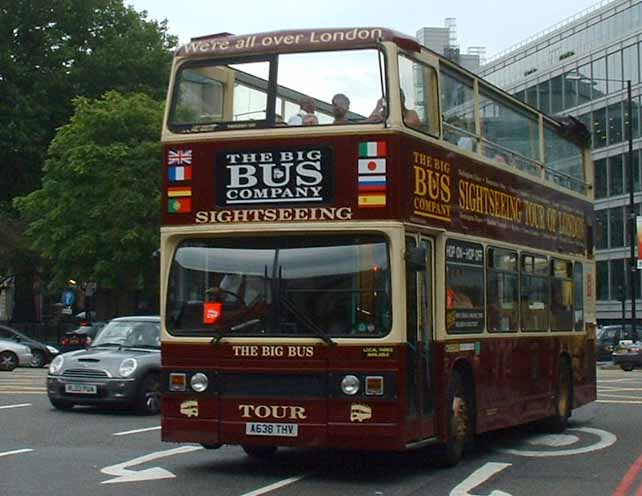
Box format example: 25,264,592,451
406,247,426,272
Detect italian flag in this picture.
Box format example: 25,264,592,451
168,198,191,213
359,141,387,157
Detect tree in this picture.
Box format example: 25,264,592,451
0,0,177,206
15,91,163,291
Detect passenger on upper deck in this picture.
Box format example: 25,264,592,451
369,90,421,128
400,90,421,128
331,93,350,124
288,97,318,126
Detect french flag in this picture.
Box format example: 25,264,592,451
168,166,192,182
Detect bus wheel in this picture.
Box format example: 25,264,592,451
242,445,277,460
439,370,470,467
621,364,634,372
548,359,572,433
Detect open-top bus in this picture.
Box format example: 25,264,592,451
159,27,596,465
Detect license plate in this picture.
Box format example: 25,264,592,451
246,422,298,437
65,384,97,394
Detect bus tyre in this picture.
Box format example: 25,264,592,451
242,445,278,460
621,364,634,372
439,371,471,467
548,359,572,433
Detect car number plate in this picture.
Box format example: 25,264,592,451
65,383,97,394
245,422,298,437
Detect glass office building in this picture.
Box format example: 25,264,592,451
480,0,642,324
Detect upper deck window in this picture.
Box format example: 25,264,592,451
397,55,439,136
169,49,386,132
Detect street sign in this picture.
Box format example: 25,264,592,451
61,307,72,315
62,290,75,306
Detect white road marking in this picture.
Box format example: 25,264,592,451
526,434,579,447
449,462,512,496
597,399,642,404
598,386,642,392
101,446,203,484
239,473,313,496
0,403,31,410
598,394,642,400
0,449,34,458
113,426,161,437
498,427,616,457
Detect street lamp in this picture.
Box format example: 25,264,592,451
567,74,636,336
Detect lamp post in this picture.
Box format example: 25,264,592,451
567,74,636,336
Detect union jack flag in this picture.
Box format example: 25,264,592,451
168,149,192,165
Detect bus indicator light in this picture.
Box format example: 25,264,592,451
203,303,222,324
365,376,384,396
169,373,187,392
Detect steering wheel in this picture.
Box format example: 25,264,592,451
208,287,243,305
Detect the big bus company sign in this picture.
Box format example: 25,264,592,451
216,147,334,207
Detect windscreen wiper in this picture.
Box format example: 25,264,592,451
211,318,262,345
279,295,335,346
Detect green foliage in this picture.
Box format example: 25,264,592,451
0,0,177,205
15,91,163,290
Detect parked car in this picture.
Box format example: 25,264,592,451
595,325,642,361
47,316,161,414
613,340,642,371
59,322,107,353
0,324,59,368
0,338,33,371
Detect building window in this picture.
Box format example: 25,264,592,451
577,64,592,104
593,107,607,148
622,44,639,85
526,85,538,108
487,248,518,332
538,80,551,114
521,254,549,331
594,158,607,199
608,101,623,145
610,259,625,301
607,51,623,92
609,206,624,248
592,57,607,99
550,75,563,114
596,260,608,300
609,155,624,196
563,72,578,110
595,209,608,250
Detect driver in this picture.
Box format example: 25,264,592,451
209,273,263,306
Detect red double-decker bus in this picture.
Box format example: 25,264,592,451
159,27,596,465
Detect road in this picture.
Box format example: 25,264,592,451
1,366,641,496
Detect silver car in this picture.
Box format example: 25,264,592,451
0,338,33,371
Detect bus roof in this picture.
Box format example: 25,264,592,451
175,27,420,58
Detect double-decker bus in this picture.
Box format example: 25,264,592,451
159,27,596,465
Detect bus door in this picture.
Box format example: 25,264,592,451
404,235,435,442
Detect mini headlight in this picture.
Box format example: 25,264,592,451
190,373,209,392
341,374,360,396
49,355,64,375
46,345,59,354
118,358,138,377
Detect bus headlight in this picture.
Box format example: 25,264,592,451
190,373,208,392
341,375,360,396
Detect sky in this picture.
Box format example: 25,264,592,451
127,0,605,59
